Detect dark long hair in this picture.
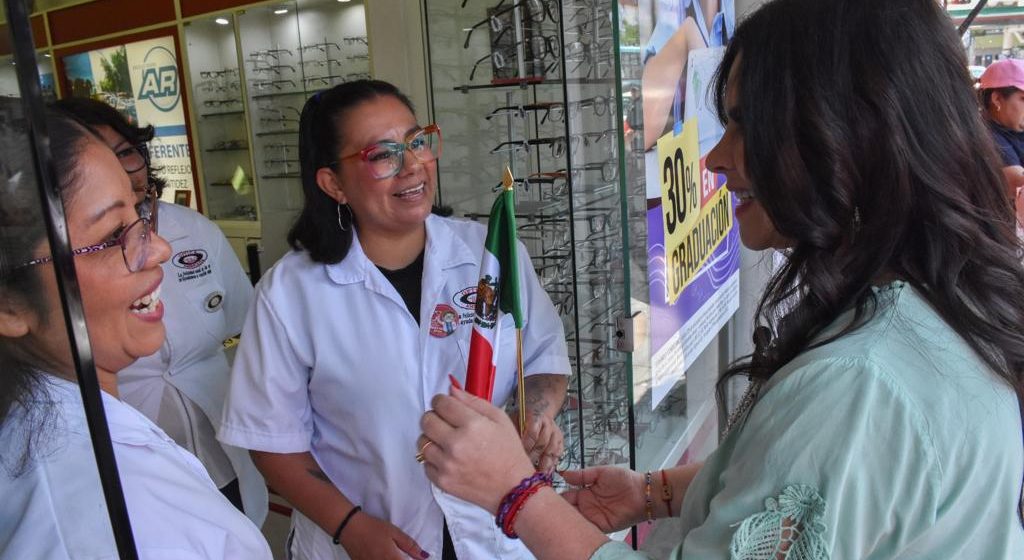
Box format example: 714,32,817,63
52,97,167,197
290,79,452,264
0,110,97,472
716,0,1024,472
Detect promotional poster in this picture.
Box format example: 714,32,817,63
63,36,196,207
639,0,740,407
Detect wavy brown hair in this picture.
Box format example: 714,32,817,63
715,0,1024,500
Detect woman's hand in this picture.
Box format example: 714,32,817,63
339,512,427,560
419,387,536,514
560,467,647,533
521,412,564,474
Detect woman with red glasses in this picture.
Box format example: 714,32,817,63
219,79,570,560
0,109,271,558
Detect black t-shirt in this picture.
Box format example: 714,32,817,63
376,251,424,324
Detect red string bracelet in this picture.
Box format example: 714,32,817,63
501,480,549,538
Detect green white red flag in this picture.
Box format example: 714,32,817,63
465,180,523,401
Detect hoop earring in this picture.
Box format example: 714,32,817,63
336,203,353,232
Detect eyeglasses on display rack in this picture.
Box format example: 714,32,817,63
462,0,560,49
469,49,557,82
19,216,154,273
200,68,239,79
301,41,342,54
249,48,294,60
301,59,340,68
203,98,242,108
250,79,297,91
490,136,580,158
250,63,296,75
342,36,368,45
331,124,442,180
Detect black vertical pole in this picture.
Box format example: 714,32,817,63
958,0,989,37
2,1,139,558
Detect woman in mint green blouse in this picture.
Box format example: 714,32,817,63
416,0,1024,558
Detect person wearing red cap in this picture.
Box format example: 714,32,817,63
979,58,1024,208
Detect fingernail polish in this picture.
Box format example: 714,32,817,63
448,374,463,390
420,551,431,559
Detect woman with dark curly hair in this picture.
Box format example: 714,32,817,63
415,0,1024,558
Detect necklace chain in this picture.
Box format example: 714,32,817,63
721,378,763,439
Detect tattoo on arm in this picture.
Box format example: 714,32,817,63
307,467,332,484
524,375,568,418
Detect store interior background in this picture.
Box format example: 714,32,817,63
4,0,997,556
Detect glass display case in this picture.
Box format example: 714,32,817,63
184,15,257,223
425,0,634,476
239,0,368,265
426,3,738,531
183,0,370,268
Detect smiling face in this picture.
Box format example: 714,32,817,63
321,95,437,240
26,139,170,382
706,59,791,251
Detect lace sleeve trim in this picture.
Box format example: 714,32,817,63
729,484,830,560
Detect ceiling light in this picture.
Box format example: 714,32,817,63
274,7,289,14
215,17,230,25
338,0,351,2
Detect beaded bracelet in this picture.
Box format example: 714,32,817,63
643,472,654,524
495,471,553,538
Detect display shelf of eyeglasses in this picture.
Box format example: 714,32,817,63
262,173,301,180
200,110,246,118
452,76,549,94
206,147,250,152
255,129,299,137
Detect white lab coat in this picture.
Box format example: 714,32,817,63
0,376,272,559
117,202,267,526
219,215,571,560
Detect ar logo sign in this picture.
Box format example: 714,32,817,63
137,45,180,112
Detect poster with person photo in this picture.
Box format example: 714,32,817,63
632,0,741,407
62,36,196,208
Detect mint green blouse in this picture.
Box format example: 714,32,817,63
593,283,1024,559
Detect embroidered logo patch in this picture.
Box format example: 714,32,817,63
173,249,208,270
453,286,477,310
204,291,224,312
429,303,460,338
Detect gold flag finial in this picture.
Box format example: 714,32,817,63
502,166,515,192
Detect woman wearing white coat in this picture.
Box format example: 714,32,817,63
0,108,271,559
219,80,571,560
55,98,267,524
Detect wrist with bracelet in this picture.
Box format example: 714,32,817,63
643,472,654,524
494,471,554,539
331,505,362,545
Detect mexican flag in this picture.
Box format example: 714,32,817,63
465,184,523,402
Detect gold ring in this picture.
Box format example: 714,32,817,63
415,440,434,463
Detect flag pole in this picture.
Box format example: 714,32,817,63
502,168,528,436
